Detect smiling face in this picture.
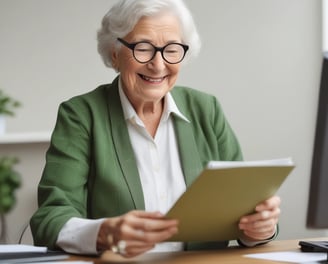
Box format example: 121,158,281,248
111,12,182,110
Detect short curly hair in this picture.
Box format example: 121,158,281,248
97,0,201,68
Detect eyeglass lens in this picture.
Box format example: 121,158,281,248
133,42,186,64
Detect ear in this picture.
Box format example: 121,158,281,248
111,48,119,71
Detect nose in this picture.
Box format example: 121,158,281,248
147,51,166,71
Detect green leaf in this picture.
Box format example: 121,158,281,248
0,156,21,213
0,89,21,116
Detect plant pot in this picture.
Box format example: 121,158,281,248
0,115,6,135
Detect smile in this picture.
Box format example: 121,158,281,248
139,74,166,83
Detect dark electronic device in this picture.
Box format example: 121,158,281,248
300,52,328,262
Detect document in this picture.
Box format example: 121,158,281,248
0,244,69,263
166,158,295,242
0,244,47,253
245,250,327,263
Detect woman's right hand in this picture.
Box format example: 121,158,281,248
96,210,179,258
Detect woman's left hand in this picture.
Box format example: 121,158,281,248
238,195,281,241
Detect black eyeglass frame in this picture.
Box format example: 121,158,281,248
117,38,189,64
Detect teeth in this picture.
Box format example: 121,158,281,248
141,75,164,83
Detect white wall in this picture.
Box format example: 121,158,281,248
324,0,328,51
0,0,325,244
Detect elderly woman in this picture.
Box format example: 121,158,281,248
30,0,281,258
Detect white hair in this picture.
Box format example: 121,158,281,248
97,0,201,68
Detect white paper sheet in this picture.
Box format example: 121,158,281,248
245,250,327,263
0,244,47,253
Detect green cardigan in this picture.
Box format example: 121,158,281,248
30,77,242,251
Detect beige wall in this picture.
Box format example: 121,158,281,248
0,0,326,244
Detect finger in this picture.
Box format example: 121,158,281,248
130,210,165,219
102,211,177,254
122,224,178,243
116,240,155,258
240,207,280,224
239,210,270,224
122,213,178,234
122,210,178,232
140,226,178,243
140,218,179,232
118,224,177,240
116,216,178,244
124,245,154,258
242,217,278,230
239,212,279,234
242,223,277,239
112,226,178,258
243,227,276,240
255,196,281,211
239,213,278,237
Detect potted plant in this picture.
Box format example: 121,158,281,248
0,89,21,135
0,157,21,243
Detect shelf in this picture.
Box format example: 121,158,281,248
0,131,51,144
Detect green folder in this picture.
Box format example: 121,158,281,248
166,158,295,242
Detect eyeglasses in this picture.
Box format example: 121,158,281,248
117,38,189,64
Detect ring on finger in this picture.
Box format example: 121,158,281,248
117,240,127,255
111,244,119,254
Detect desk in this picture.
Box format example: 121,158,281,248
68,238,328,264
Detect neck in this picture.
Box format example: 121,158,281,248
136,99,164,138
134,99,163,119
